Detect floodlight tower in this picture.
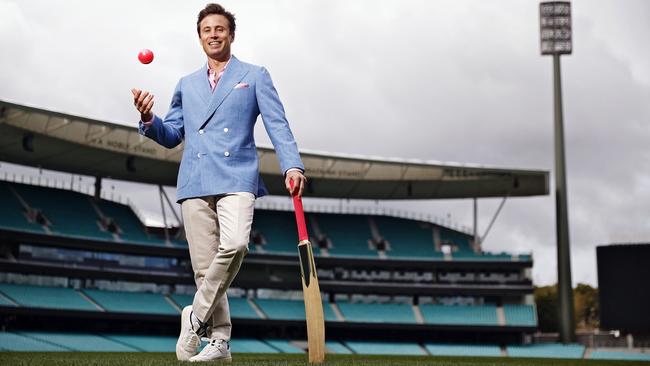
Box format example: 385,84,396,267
540,1,575,343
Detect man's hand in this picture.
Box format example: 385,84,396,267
131,88,155,122
286,170,307,197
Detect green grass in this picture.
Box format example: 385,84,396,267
0,353,645,365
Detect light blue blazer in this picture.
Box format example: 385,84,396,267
139,56,304,202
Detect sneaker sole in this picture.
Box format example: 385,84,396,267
176,306,196,361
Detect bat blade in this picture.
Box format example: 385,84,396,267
298,240,325,364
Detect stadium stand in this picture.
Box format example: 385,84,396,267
419,304,498,326
503,304,537,326
254,298,339,322
373,216,440,258
96,199,161,245
265,339,304,354
0,284,98,312
170,294,260,319
0,182,44,234
315,213,377,257
82,289,178,315
345,341,426,355
589,350,650,361
23,332,138,352
326,341,353,354
506,344,585,359
424,343,502,357
104,335,177,352
336,301,417,324
229,339,279,353
251,210,298,254
0,332,68,351
11,183,113,240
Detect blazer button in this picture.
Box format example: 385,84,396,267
197,153,201,159
223,128,229,133
224,151,230,157
199,129,204,134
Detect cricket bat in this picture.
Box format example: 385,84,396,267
291,181,325,363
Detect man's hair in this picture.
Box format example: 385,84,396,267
197,3,236,36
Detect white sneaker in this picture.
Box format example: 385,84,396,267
176,306,202,361
189,339,232,363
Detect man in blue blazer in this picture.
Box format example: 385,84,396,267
132,3,306,362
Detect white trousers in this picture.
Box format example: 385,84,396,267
181,192,255,341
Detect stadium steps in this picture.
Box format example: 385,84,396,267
496,305,506,325
412,304,424,324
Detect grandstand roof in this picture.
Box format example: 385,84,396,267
0,99,548,199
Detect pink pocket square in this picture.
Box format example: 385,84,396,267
234,83,249,89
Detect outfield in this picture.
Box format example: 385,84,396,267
0,353,646,365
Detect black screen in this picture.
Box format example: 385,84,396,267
597,244,650,333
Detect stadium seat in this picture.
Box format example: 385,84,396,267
230,339,279,353
345,341,426,355
251,210,299,254
506,344,585,359
254,298,338,322
11,183,113,241
170,294,261,319
0,332,68,351
265,339,304,353
419,304,498,326
503,304,537,326
0,182,45,233
96,200,164,245
326,341,353,354
336,301,417,323
315,213,377,257
424,343,502,357
82,289,178,315
23,332,138,352
374,216,439,258
0,283,98,312
104,335,176,352
589,350,650,361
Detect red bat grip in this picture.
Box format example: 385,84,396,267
290,180,309,242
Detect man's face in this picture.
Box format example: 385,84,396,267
199,14,234,60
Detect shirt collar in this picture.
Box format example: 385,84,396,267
207,57,231,77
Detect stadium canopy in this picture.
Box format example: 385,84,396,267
0,100,548,200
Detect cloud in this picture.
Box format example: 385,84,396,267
1,0,648,287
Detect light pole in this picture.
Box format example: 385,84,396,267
540,1,575,343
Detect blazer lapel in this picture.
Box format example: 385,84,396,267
192,64,211,106
201,56,249,128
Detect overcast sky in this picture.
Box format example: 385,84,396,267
1,0,649,287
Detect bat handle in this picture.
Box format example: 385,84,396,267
290,180,309,242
